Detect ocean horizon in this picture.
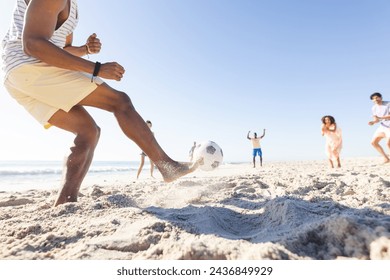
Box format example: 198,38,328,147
0,160,143,192
0,157,378,193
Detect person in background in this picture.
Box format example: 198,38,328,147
247,129,266,167
189,141,197,162
136,120,155,179
368,92,390,163
321,115,342,168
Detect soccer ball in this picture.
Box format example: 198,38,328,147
192,141,223,171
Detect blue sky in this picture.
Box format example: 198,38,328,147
1,0,390,163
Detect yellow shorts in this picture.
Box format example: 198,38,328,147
4,62,103,128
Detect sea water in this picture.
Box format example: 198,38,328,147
0,160,144,192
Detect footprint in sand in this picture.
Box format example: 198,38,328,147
233,185,256,194
0,197,34,207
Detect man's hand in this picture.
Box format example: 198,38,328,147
99,62,125,81
86,33,101,54
368,116,380,126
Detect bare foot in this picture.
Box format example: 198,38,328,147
54,193,77,207
157,160,200,183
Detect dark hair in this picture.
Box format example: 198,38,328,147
370,92,382,100
146,120,152,125
321,115,336,125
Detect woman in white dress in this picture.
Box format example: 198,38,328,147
321,115,342,168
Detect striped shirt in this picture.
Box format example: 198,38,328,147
1,0,79,80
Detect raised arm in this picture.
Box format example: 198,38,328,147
261,129,266,138
247,131,251,140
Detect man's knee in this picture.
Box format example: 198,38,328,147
113,91,134,112
76,125,101,148
95,125,101,142
371,136,382,146
90,125,101,145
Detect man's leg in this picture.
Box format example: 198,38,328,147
387,138,390,154
149,159,155,178
371,135,390,163
78,83,198,181
48,106,100,206
136,155,145,179
259,149,263,167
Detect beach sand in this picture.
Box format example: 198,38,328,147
0,157,389,260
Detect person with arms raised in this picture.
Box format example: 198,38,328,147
247,129,266,168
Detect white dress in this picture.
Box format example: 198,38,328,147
324,126,342,160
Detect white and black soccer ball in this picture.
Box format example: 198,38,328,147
192,141,223,171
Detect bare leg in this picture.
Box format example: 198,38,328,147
49,106,100,206
336,157,341,168
252,156,256,168
371,137,390,163
387,139,390,157
79,83,198,182
260,156,263,167
136,155,145,179
328,159,334,168
149,159,155,178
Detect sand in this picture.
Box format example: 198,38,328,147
0,157,389,260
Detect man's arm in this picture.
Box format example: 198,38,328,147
23,0,95,73
375,114,390,121
261,129,266,138
63,33,87,57
368,117,379,126
368,104,390,125
247,131,251,140
23,0,123,80
63,33,101,57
